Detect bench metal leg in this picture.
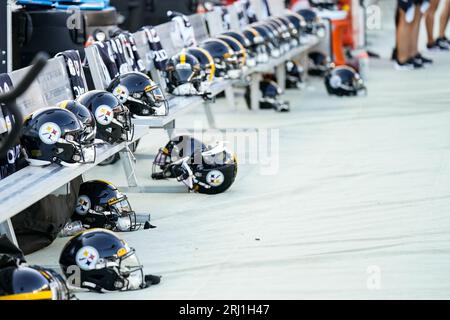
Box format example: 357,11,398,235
0,219,18,246
276,63,286,92
203,100,217,129
164,119,176,138
225,86,236,111
250,73,262,110
120,145,138,188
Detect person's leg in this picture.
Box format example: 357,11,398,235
426,0,440,46
397,5,414,64
439,0,450,39
411,3,423,58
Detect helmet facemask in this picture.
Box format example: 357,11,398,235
83,247,146,292
101,195,141,232
50,129,96,166
113,104,134,142
168,63,202,95
144,84,169,116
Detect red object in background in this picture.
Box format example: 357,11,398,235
338,0,355,49
331,18,348,66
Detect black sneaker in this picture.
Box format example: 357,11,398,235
427,38,450,51
391,47,397,61
408,57,423,69
415,53,433,65
438,37,450,47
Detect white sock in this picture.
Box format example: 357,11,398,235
405,4,416,23
421,1,430,14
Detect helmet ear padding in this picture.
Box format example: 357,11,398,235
329,74,342,89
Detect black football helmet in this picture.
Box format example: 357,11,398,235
165,51,202,96
77,90,134,144
324,65,367,97
216,35,247,77
266,19,291,53
152,135,238,194
57,100,97,146
286,60,305,89
260,79,290,112
223,31,256,67
309,0,337,10
59,229,158,292
252,23,282,58
72,180,141,232
285,13,307,40
271,17,298,50
20,107,95,166
200,39,238,79
186,47,216,90
107,72,169,117
308,51,334,76
0,265,73,300
297,8,326,36
242,27,269,64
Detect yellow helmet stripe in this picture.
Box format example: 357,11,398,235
0,290,53,300
194,47,216,83
58,100,69,109
220,35,247,66
180,52,187,64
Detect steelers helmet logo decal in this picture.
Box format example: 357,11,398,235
112,85,129,103
206,170,225,187
76,246,99,271
38,122,61,145
75,195,91,215
95,105,114,126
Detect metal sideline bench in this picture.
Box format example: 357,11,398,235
0,1,322,244
0,56,148,244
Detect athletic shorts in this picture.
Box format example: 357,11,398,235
398,0,413,12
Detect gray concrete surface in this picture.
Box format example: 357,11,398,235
27,1,450,299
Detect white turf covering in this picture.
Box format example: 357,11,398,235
27,4,450,299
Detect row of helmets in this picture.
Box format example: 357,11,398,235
19,71,167,166
19,74,237,194
163,10,321,99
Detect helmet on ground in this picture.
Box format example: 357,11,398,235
152,135,238,194
244,79,290,112
77,90,134,144
308,51,334,76
0,265,73,300
324,65,367,97
107,72,168,117
21,107,95,166
286,60,305,89
59,229,150,292
72,180,141,232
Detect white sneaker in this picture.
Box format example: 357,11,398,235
394,60,414,71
